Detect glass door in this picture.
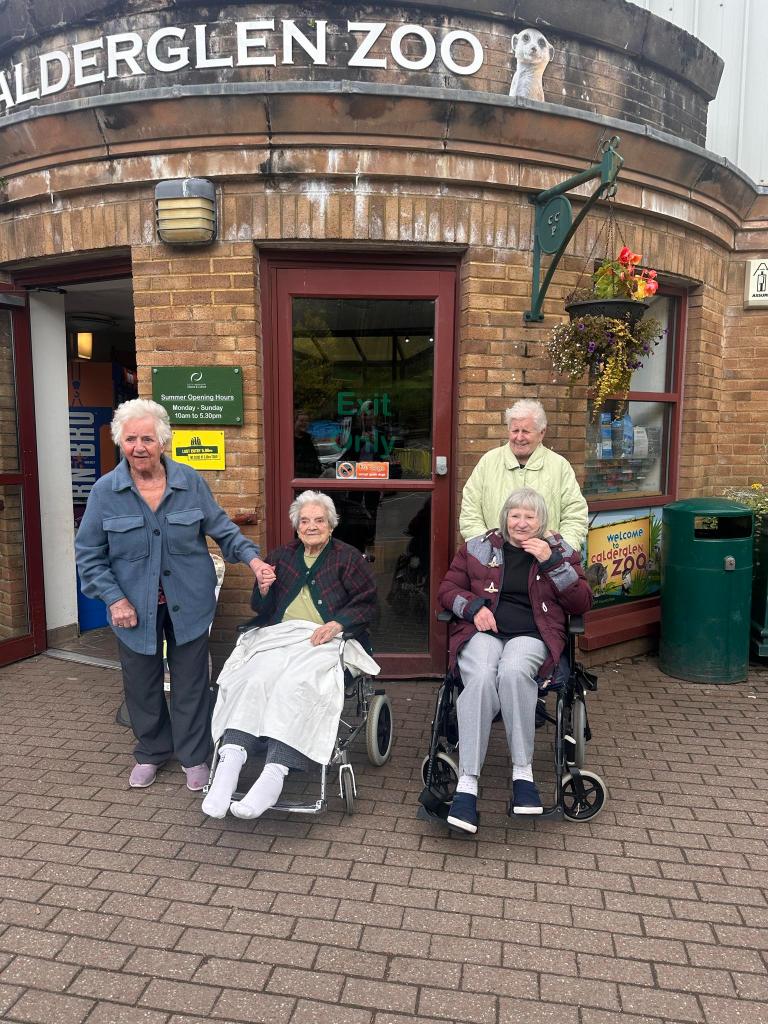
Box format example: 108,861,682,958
264,260,456,677
0,295,45,666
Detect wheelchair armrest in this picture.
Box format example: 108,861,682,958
568,614,585,636
341,623,368,641
236,615,262,634
436,610,453,622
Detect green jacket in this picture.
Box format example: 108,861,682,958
459,443,588,551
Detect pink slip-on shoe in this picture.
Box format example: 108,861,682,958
128,763,160,788
183,763,210,791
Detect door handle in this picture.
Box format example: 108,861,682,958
435,456,448,476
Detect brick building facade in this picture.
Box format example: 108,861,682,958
1,0,766,672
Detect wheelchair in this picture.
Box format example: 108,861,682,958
205,626,393,817
418,614,607,824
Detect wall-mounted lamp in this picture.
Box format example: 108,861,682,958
155,177,217,245
76,331,93,359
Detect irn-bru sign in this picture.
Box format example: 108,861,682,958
586,516,652,603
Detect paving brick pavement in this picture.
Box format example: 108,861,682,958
0,652,766,1024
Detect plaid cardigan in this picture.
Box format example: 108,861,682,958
249,538,377,631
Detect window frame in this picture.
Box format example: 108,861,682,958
584,287,687,512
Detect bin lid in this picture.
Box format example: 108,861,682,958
663,498,753,517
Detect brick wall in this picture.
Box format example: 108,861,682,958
1,3,711,147
0,158,759,657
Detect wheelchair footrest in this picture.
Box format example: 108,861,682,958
418,786,450,820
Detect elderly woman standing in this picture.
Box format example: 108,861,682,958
75,399,274,791
202,490,378,820
438,487,592,832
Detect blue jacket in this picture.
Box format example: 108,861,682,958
75,457,260,654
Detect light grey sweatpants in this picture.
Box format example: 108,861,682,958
456,632,548,776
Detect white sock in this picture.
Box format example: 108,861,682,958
456,774,478,796
230,763,289,820
201,745,247,818
512,764,534,783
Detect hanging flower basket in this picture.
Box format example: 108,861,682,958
548,247,663,418
565,298,648,329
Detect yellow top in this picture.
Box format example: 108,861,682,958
282,552,324,625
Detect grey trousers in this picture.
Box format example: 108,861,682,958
456,632,548,776
117,604,211,768
222,729,313,772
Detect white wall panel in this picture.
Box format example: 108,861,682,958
628,0,766,184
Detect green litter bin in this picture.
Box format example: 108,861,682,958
659,498,753,683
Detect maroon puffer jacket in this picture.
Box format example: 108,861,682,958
437,530,592,681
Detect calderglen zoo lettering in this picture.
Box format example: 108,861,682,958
0,20,485,115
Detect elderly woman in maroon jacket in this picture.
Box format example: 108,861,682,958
437,486,592,833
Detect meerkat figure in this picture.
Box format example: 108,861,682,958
509,28,554,102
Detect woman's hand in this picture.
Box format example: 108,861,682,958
109,598,138,629
473,607,497,633
310,621,343,646
249,557,277,595
520,537,553,562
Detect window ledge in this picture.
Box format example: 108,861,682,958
581,597,660,651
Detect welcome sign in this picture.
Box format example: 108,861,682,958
0,19,485,115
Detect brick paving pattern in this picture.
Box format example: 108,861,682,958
0,652,766,1024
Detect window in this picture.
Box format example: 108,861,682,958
583,291,685,509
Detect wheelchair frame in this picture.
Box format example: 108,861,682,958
418,614,608,825
205,633,393,817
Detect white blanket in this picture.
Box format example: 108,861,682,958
211,619,381,765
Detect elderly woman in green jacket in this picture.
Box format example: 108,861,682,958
459,398,588,552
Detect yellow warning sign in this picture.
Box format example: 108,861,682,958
171,429,225,470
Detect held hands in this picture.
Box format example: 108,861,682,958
310,620,343,646
109,598,138,629
249,557,277,595
473,607,497,633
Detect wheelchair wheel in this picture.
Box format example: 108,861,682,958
340,768,355,816
566,698,587,768
366,694,393,766
420,751,458,804
562,770,607,822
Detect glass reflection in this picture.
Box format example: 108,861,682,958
298,489,431,654
292,297,435,480
585,401,670,498
0,312,20,474
0,484,29,639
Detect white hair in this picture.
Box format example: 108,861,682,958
504,399,547,431
499,487,548,541
288,490,339,530
111,398,172,448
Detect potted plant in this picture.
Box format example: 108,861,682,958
724,468,768,657
547,247,664,415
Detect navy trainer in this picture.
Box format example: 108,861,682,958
446,792,478,834
512,779,543,815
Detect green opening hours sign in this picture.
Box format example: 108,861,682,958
152,366,244,425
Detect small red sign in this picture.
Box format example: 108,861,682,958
356,462,390,480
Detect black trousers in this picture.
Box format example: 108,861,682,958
117,604,211,768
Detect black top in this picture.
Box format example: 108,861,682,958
494,543,541,640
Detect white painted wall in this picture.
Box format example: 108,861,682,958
628,0,768,185
28,292,78,634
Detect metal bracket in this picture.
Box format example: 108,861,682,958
525,136,624,322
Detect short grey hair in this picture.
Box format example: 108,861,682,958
504,399,547,431
288,490,339,530
499,487,548,541
111,398,172,448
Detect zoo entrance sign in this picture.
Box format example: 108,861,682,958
0,20,486,114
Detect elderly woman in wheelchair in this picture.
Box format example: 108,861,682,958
436,487,592,834
201,490,379,820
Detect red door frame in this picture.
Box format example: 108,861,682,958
261,252,459,678
0,293,46,665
